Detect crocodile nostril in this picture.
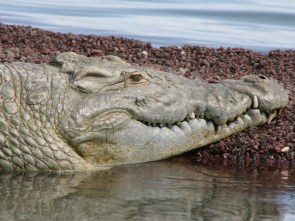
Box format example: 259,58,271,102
258,75,267,79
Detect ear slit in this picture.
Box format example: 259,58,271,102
73,66,113,81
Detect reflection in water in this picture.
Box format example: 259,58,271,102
0,158,295,220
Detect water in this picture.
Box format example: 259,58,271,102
1,0,295,52
0,157,295,221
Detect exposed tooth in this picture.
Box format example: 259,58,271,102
171,125,182,133
159,123,164,128
200,113,204,119
215,125,222,133
189,118,200,128
236,117,243,125
180,121,191,131
241,114,251,123
176,122,181,127
261,112,267,122
189,112,196,119
152,123,157,127
267,110,277,124
248,109,261,121
253,95,259,109
167,124,172,129
147,122,151,126
206,121,215,133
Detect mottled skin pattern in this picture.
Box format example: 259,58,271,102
0,52,289,171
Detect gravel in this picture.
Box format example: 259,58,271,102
0,23,294,170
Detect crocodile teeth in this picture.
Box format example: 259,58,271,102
215,125,222,133
267,110,277,124
253,95,258,109
159,123,164,128
189,112,196,119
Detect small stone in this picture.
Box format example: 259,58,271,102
142,51,148,57
281,147,290,153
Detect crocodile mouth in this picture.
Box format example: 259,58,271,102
138,107,278,132
71,96,279,146
136,94,279,132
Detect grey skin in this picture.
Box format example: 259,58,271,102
0,52,289,171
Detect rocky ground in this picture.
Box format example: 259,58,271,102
0,23,294,170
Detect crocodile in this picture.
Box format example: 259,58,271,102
0,52,289,171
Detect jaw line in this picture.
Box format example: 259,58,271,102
70,106,271,152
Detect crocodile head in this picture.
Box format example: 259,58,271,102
53,52,289,167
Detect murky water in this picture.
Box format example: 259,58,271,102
1,0,295,52
0,157,295,221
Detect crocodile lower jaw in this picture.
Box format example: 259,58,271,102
71,106,277,147
138,108,276,133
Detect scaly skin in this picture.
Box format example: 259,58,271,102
0,52,289,171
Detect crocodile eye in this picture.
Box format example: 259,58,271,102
123,71,147,87
129,74,143,82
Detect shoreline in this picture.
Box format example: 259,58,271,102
0,23,294,169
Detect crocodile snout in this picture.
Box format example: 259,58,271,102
221,75,289,113
240,75,289,112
